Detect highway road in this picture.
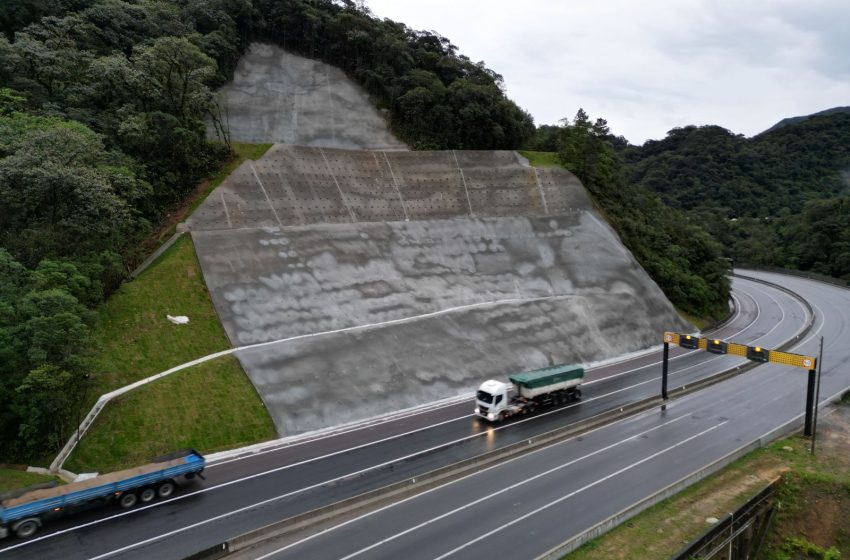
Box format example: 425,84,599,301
1,272,836,559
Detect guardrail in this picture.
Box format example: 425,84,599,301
670,478,779,560
185,272,818,559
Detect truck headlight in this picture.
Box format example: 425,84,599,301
487,413,495,421
474,407,480,414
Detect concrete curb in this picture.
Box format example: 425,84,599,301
537,391,850,560
186,395,667,560
533,272,826,560
186,272,819,558
130,231,184,279
536,436,767,560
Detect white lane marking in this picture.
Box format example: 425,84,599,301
270,417,726,560
798,302,826,346
0,281,780,553
257,413,697,560
432,421,728,560
748,287,785,345
209,396,474,468
214,279,768,468
81,412,697,560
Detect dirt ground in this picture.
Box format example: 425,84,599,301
760,405,850,558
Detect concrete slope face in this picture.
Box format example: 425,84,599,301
213,43,407,150
189,147,689,435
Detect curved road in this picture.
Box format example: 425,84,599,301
1,273,838,559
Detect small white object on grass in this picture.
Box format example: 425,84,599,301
167,315,190,325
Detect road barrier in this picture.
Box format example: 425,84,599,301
184,273,818,559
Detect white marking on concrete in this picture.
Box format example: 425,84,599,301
51,293,581,471
799,302,826,346
452,150,474,215
274,169,307,226
382,151,409,221
21,280,787,553
431,422,728,560
50,277,762,472
248,161,283,228
533,168,550,214
40,406,675,560
258,413,708,559
220,192,232,229
319,146,357,222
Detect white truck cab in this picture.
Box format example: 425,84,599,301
475,379,511,421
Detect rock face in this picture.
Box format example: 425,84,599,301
188,146,690,435
211,43,406,150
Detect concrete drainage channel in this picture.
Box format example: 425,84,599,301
186,274,816,559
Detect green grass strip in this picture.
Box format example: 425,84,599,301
66,354,275,473
519,150,561,168
88,235,232,397
0,469,62,493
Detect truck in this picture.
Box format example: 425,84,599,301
475,363,584,422
0,449,205,540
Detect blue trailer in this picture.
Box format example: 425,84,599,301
0,449,205,539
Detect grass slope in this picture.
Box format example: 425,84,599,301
66,355,274,473
63,143,276,472
519,150,561,168
0,469,62,493
88,235,232,396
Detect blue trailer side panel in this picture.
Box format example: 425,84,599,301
1,451,204,525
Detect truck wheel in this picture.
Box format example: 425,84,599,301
575,389,582,400
15,519,39,539
119,493,137,508
157,481,175,498
139,488,156,503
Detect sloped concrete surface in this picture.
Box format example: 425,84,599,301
213,44,406,150
186,146,587,230
189,147,689,436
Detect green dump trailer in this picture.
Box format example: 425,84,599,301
475,364,585,421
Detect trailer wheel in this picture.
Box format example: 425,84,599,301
119,493,137,508
157,481,175,498
139,488,156,503
14,519,39,539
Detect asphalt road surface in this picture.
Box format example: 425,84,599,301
3,272,839,560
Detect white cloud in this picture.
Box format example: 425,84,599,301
365,0,850,143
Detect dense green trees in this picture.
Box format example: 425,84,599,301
0,1,239,458
0,0,537,460
536,110,731,319
253,0,534,148
623,113,850,282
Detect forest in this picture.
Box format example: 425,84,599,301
0,0,733,460
528,111,731,321
622,113,850,281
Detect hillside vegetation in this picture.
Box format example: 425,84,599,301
527,110,731,319
623,113,850,281
0,0,537,463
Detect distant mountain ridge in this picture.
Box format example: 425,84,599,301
763,106,850,134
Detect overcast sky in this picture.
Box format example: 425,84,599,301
365,0,850,144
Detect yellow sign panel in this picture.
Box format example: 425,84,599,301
662,332,816,370
727,342,748,357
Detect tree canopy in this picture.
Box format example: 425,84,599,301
531,110,732,319
622,113,850,282
0,0,536,460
